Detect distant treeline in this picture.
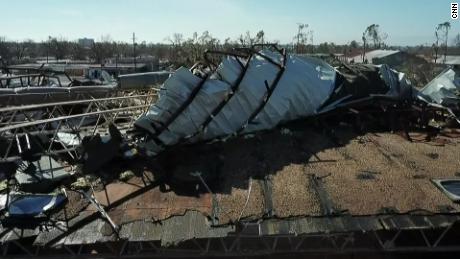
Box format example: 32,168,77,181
0,31,368,68
2,29,460,68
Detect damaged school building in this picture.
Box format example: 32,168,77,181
0,44,460,257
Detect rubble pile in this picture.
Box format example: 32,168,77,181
0,45,459,247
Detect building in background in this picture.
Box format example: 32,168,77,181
349,49,407,67
78,38,95,49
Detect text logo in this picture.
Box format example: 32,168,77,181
452,3,458,19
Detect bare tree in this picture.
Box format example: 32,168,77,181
49,37,69,61
293,23,312,54
90,36,115,64
70,42,87,60
256,30,265,45
350,40,359,49
238,31,264,47
436,22,451,64
433,30,440,64
0,36,11,64
362,24,387,63
165,33,184,65
12,41,27,60
454,33,460,47
23,39,37,58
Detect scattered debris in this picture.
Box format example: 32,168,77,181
0,44,460,254
81,124,123,174
57,132,81,146
356,170,381,180
426,152,440,159
70,176,91,190
2,192,67,228
133,46,428,157
0,180,7,192
419,67,460,112
119,170,135,181
15,156,71,193
280,128,293,136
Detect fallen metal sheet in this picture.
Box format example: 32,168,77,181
0,85,117,106
135,50,337,153
56,132,81,146
319,63,413,112
118,71,171,90
15,156,70,193
135,49,412,156
419,67,460,109
0,194,6,211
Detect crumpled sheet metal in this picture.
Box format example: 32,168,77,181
319,64,412,113
419,67,460,107
118,71,171,90
135,51,336,154
0,84,117,106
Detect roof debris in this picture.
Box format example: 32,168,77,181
0,44,460,255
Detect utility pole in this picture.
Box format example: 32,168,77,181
47,36,51,64
132,32,136,72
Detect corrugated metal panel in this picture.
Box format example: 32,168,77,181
118,71,171,90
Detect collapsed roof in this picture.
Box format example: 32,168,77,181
134,47,413,156
1,45,460,257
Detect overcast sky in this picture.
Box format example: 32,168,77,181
1,0,459,46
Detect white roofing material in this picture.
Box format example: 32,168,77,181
135,51,336,154
432,55,460,65
349,49,400,64
135,50,413,156
419,67,460,105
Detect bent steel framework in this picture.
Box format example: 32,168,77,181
0,92,157,163
1,215,460,257
0,44,460,257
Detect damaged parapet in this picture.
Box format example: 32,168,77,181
135,46,412,155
